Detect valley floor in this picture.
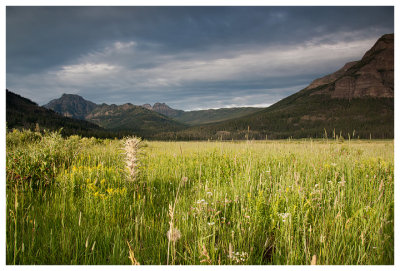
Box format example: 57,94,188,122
6,131,394,264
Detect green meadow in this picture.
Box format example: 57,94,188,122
6,130,394,265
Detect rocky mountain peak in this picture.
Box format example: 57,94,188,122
306,33,394,99
44,93,98,119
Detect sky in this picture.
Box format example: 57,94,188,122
6,6,394,110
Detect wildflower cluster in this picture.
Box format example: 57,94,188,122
63,163,127,199
228,251,249,264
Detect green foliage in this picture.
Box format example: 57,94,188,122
6,131,394,264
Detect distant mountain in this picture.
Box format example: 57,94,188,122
141,103,262,125
44,93,97,119
85,103,186,138
6,90,113,138
164,33,394,140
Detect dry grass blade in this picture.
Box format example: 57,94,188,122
229,243,233,259
127,241,140,265
311,254,317,265
200,244,212,264
169,204,174,220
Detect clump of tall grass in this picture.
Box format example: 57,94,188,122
6,129,42,148
6,130,82,189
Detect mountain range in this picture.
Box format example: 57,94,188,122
6,90,116,138
42,94,263,135
7,33,394,140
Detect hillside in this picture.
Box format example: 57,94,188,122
6,90,115,138
161,34,394,140
173,107,263,126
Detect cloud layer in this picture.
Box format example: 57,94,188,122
6,6,394,110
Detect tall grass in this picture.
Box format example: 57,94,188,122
6,130,394,264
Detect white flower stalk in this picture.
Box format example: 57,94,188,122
124,137,141,181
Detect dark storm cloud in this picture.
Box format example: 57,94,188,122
6,6,394,110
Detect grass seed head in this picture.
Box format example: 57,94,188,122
123,137,141,181
167,227,181,243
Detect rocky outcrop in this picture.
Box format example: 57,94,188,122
305,61,357,90
141,104,152,110
141,102,183,118
307,33,394,99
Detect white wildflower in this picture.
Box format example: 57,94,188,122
197,199,207,205
278,213,291,223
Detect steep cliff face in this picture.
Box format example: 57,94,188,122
307,33,394,99
305,61,358,91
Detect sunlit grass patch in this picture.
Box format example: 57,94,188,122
6,131,394,265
